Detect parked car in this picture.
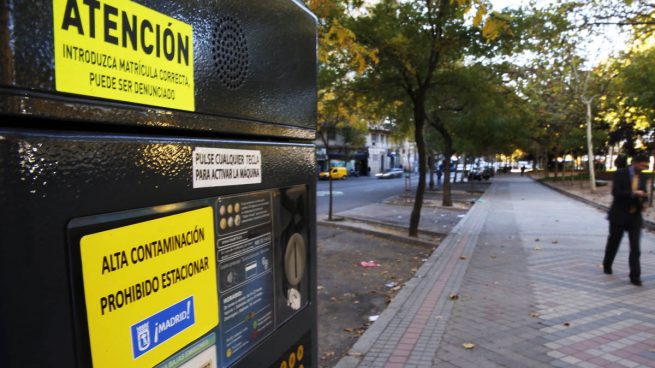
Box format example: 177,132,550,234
319,166,348,180
376,168,404,179
468,167,493,181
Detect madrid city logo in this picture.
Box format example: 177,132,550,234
136,322,151,352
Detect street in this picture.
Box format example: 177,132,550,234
316,174,416,215
316,172,474,216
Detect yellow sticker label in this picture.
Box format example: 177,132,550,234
53,0,194,111
80,207,218,368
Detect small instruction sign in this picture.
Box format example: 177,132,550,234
52,0,195,111
193,147,262,188
216,192,275,367
79,207,218,368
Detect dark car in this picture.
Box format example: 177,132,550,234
468,167,493,181
375,168,404,179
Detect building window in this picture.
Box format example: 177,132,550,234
328,127,336,140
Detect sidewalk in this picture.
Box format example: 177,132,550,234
335,175,655,368
536,176,655,228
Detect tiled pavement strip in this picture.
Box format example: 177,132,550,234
336,175,655,368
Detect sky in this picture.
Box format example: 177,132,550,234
489,0,631,67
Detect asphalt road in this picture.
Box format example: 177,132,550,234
316,174,417,216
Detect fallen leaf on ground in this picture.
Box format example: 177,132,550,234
490,255,497,259
530,312,541,318
347,351,363,357
535,238,540,242
449,293,459,300
534,246,541,251
463,343,476,349
563,322,571,327
551,240,559,244
317,285,325,291
343,328,354,333
321,351,335,359
460,256,469,260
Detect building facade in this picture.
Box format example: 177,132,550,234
315,124,417,176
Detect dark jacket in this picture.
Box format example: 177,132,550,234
608,167,647,226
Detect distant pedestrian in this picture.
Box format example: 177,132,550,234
520,165,526,176
603,154,649,286
436,162,443,187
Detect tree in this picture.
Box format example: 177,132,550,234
579,0,655,41
615,45,655,115
351,0,497,237
308,0,377,221
424,63,530,204
568,55,615,191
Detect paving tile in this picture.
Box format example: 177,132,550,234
335,177,655,368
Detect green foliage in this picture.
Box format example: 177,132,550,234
309,0,378,148
598,43,655,155
426,63,531,156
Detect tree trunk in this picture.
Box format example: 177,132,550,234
428,154,435,190
650,149,654,206
609,146,614,171
441,134,454,207
468,162,473,191
585,100,597,193
409,104,427,237
327,158,334,221
570,152,575,185
428,119,453,207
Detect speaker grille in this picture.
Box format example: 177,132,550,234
212,16,249,90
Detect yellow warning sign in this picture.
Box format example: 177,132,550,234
53,0,194,111
80,207,218,368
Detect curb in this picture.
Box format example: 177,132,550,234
336,214,447,237
317,217,442,248
533,177,655,231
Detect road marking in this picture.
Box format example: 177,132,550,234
316,191,344,197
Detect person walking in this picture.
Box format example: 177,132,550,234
436,161,443,188
603,154,650,286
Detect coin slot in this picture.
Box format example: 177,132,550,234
284,233,306,287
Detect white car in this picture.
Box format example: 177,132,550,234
376,168,404,179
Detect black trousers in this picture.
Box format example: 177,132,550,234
603,220,641,280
